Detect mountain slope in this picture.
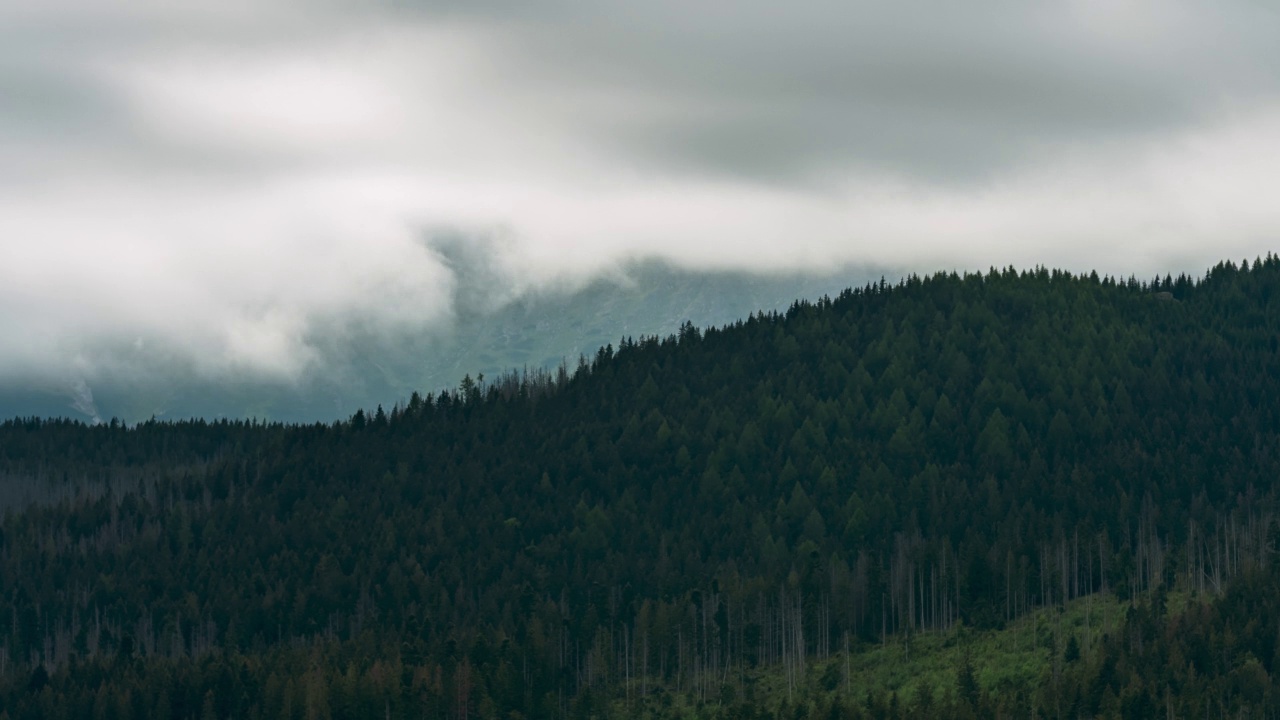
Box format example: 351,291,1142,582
1,258,1279,718
0,262,870,424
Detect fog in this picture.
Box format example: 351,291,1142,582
3,0,1278,415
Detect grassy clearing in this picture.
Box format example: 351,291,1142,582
828,592,1127,703
618,591,1134,718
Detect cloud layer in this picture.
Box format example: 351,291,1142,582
2,0,1279,392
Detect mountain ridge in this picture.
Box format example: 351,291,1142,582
0,261,876,424
1,257,1278,718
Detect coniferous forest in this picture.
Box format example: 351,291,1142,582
2,257,1280,719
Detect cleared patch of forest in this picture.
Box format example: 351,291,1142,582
613,590,1126,718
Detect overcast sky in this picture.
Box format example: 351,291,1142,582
3,0,1279,389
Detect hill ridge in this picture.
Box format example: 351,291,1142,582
1,255,1279,718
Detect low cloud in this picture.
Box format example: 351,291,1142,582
2,0,1278,394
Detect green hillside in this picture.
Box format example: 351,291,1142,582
1,257,1279,718
614,591,1129,718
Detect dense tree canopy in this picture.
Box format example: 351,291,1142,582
1,257,1278,718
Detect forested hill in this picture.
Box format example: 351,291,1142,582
2,257,1280,719
0,261,864,424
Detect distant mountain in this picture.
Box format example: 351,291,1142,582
0,261,877,423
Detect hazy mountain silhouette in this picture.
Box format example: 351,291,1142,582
1,260,876,423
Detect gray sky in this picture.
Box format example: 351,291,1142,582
3,0,1279,389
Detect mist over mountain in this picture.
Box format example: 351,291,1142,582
0,259,877,423
4,258,1280,718
7,1,1280,716
6,1,1280,430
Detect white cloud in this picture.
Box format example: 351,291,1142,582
1,0,1278,394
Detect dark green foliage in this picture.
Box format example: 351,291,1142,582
1064,635,1080,664
1,257,1279,717
956,652,980,708
1054,568,1280,717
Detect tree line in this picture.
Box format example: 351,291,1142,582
1,257,1279,717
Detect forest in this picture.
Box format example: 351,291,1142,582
1,256,1279,718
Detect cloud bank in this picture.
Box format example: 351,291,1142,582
2,0,1279,393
